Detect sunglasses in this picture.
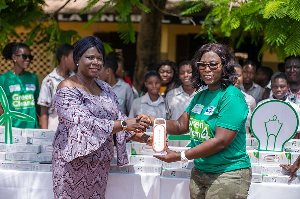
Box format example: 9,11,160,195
14,54,34,61
196,62,220,70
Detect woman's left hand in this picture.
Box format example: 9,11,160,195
153,148,181,163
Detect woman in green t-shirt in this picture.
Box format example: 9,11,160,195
0,42,39,128
140,43,251,199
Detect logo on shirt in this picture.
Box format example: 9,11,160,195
204,106,215,115
118,97,124,106
9,84,21,92
191,104,204,114
12,93,35,108
25,84,36,91
189,117,212,142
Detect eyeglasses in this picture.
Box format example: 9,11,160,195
14,54,34,61
196,62,220,70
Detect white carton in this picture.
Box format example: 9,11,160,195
32,163,52,172
36,154,52,162
251,163,262,174
290,152,300,164
7,144,41,153
1,161,35,171
285,148,300,152
0,152,6,160
31,138,53,145
132,165,161,174
131,142,154,155
130,155,161,166
162,161,182,169
161,168,191,178
251,173,262,183
285,139,300,148
109,164,134,173
261,164,288,175
5,153,38,161
259,151,290,165
22,129,55,139
247,150,259,163
40,142,53,154
262,175,300,184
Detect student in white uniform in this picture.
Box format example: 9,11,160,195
129,70,165,133
97,56,133,116
166,61,205,146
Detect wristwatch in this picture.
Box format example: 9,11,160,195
181,151,189,168
121,120,127,131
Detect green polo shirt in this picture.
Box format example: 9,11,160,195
185,85,251,173
0,70,39,128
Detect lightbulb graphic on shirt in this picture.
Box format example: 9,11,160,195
264,115,283,151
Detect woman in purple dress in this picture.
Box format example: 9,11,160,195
52,36,151,199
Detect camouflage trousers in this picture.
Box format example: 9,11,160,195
189,167,251,199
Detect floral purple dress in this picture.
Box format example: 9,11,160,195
52,79,133,199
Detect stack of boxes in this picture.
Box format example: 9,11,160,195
0,126,54,172
2,127,300,184
247,137,300,184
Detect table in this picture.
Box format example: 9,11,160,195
0,170,300,199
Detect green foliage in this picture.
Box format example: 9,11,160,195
181,0,300,60
84,0,150,44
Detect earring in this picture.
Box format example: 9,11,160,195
76,63,79,66
13,60,16,62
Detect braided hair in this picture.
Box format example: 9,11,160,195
2,42,30,60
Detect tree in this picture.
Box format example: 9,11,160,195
1,0,300,88
182,0,300,60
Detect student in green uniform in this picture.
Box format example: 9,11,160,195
142,43,251,199
0,42,39,128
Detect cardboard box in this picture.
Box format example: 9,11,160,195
40,142,53,154
36,154,52,162
132,165,161,174
261,164,288,175
6,144,41,153
5,152,38,161
1,161,36,171
161,168,191,178
259,151,290,165
0,152,6,160
130,155,161,166
290,152,300,164
251,173,262,183
162,161,182,169
109,164,134,173
262,175,300,184
285,139,300,148
131,142,155,155
32,163,52,172
22,129,55,139
247,150,259,163
251,163,262,174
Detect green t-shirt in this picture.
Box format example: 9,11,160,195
185,85,251,173
0,70,39,128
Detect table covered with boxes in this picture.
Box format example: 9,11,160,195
0,127,300,199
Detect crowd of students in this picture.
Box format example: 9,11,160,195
1,42,300,140
1,40,300,198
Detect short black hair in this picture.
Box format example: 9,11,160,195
258,66,273,80
2,42,30,60
56,43,74,64
284,55,300,68
144,70,161,82
179,60,191,69
271,72,288,82
104,56,118,75
243,60,257,68
234,63,242,70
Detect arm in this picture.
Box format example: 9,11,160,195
143,111,190,136
40,106,49,129
280,155,300,180
154,127,238,162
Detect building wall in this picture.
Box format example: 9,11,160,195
5,21,280,85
